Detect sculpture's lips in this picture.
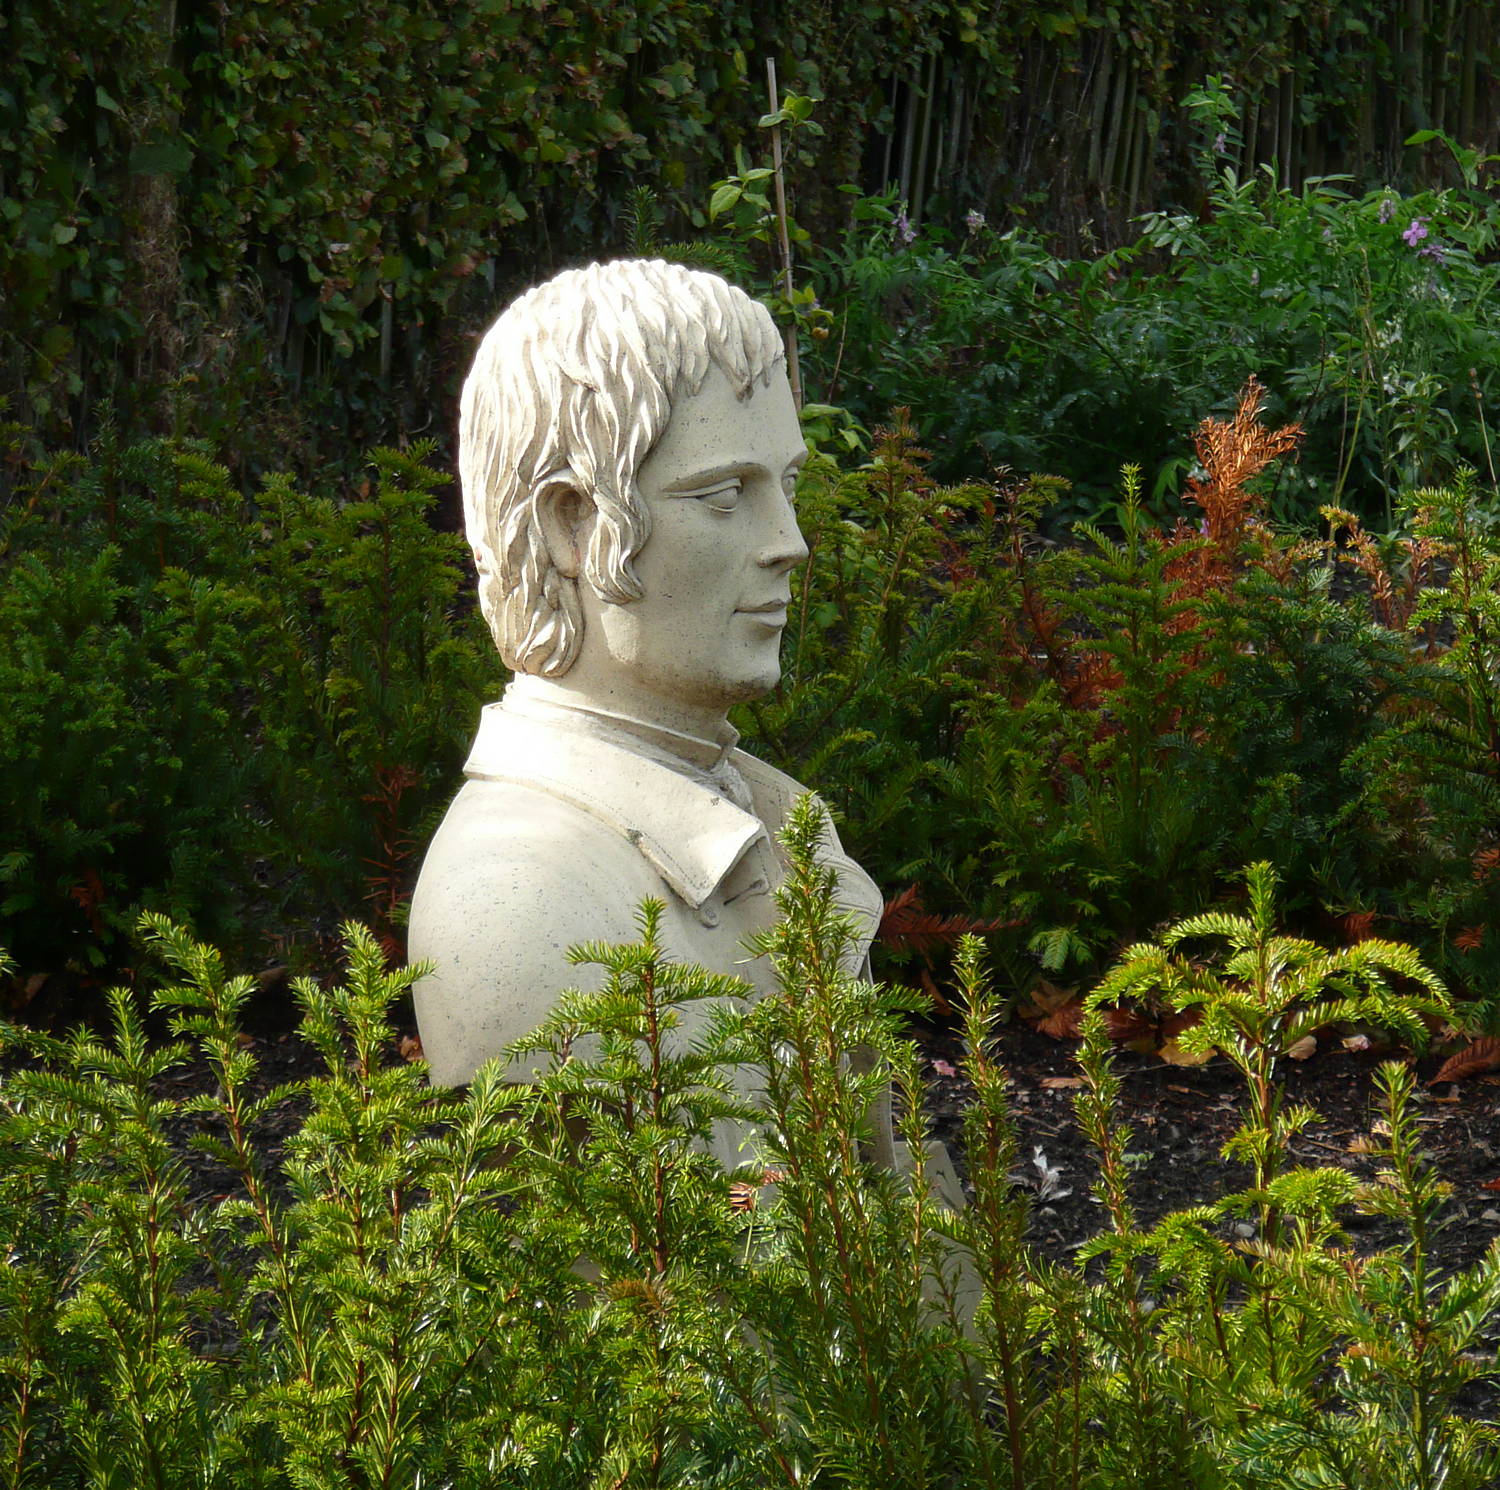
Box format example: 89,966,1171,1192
736,600,789,620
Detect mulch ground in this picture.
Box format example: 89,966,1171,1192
909,1015,1500,1273
911,1011,1500,1418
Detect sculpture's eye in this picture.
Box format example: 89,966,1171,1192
694,480,741,514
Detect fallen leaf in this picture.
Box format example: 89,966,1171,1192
397,1033,425,1062
1040,1075,1086,1090
255,964,289,994
1482,1177,1500,1193
1167,1084,1193,1094
1429,1037,1500,1086
1342,1034,1372,1053
1159,1008,1200,1039
1104,1006,1154,1044
929,1058,958,1078
1347,1136,1379,1155
1031,1146,1072,1201
1038,997,1085,1039
1021,979,1078,1021
1288,1034,1318,1061
1157,1038,1215,1067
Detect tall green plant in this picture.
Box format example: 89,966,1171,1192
1088,861,1451,1229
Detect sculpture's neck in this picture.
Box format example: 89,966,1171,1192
504,674,739,775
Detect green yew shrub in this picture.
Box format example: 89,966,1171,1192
0,427,493,977
2,806,1496,1487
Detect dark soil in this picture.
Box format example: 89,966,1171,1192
910,1012,1500,1417
142,991,1500,1278
909,1016,1500,1274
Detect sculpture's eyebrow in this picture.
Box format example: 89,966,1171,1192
659,462,746,492
660,449,807,493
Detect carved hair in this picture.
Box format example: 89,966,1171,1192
460,259,785,676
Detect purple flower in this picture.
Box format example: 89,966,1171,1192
894,207,915,246
1377,197,1395,224
1402,216,1430,247
965,209,985,234
1419,240,1447,265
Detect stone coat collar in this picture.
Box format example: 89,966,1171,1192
465,694,770,911
463,685,883,944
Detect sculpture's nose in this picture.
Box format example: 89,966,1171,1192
758,487,809,571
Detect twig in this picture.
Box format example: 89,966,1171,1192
765,58,802,409
1472,367,1497,491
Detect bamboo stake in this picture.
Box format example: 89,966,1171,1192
1087,32,1114,186
880,94,895,191
1459,4,1477,148
897,69,917,203
1099,53,1130,197
1434,0,1458,138
1404,0,1432,134
1280,73,1295,189
765,58,802,410
912,50,938,224
947,60,964,181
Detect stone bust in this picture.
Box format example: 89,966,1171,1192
408,259,886,1168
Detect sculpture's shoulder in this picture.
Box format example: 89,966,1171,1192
411,776,656,947
408,777,661,1085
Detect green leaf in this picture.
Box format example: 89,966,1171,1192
708,182,742,219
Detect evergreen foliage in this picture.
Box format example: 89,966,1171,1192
2,810,1495,1485
0,427,494,974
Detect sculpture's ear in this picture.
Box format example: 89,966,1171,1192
534,479,594,580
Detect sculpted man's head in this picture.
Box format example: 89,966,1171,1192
461,259,808,731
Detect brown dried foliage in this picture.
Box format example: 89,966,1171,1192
877,884,1014,955
1429,1036,1500,1085
1166,375,1304,597
1319,506,1442,634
